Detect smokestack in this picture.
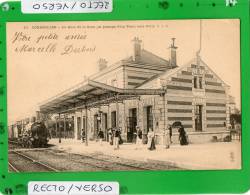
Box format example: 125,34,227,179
36,111,41,122
132,37,142,61
170,38,178,68
98,58,108,71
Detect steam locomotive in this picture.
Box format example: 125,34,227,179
19,122,49,148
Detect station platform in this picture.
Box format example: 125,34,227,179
49,139,241,170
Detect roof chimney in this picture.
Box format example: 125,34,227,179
132,37,142,61
98,58,108,71
170,38,178,68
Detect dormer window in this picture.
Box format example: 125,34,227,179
194,76,203,89
199,77,203,89
194,76,197,88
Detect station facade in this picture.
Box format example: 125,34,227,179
40,38,234,144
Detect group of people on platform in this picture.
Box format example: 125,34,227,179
81,123,189,150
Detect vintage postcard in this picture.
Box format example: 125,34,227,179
7,19,241,172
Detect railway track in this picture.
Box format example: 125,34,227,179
8,148,182,172
34,149,180,171
66,153,151,171
8,150,59,172
18,149,151,171
8,162,19,172
73,153,151,171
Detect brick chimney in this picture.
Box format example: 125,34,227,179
98,58,108,71
132,37,142,61
170,38,178,68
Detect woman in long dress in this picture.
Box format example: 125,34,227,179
164,128,171,149
113,127,120,150
135,126,143,150
118,127,123,145
81,129,85,143
108,128,113,145
178,125,188,145
147,128,156,150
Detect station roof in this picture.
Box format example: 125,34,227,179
39,80,165,114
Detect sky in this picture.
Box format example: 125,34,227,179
7,19,240,124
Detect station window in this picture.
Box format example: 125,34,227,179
194,76,203,89
194,76,197,88
199,77,203,89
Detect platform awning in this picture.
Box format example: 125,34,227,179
39,80,165,114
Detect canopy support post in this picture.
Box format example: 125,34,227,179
59,113,61,143
64,115,66,139
85,106,88,146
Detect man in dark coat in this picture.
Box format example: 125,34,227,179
168,125,173,143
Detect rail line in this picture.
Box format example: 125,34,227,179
19,149,151,171
69,157,111,171
91,155,151,170
9,151,59,172
9,148,181,172
8,162,19,173
70,152,151,171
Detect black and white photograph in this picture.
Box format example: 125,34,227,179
7,19,241,172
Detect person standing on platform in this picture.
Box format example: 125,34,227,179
81,129,85,143
118,127,123,145
164,127,171,149
178,125,188,145
97,128,104,146
133,130,137,144
108,128,113,145
114,127,120,150
147,128,156,150
168,125,173,143
135,126,143,149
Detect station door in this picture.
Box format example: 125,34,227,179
146,106,153,132
195,105,203,131
127,108,137,143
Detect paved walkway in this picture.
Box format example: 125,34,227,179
49,139,241,170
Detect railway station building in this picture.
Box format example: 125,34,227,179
39,37,234,144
